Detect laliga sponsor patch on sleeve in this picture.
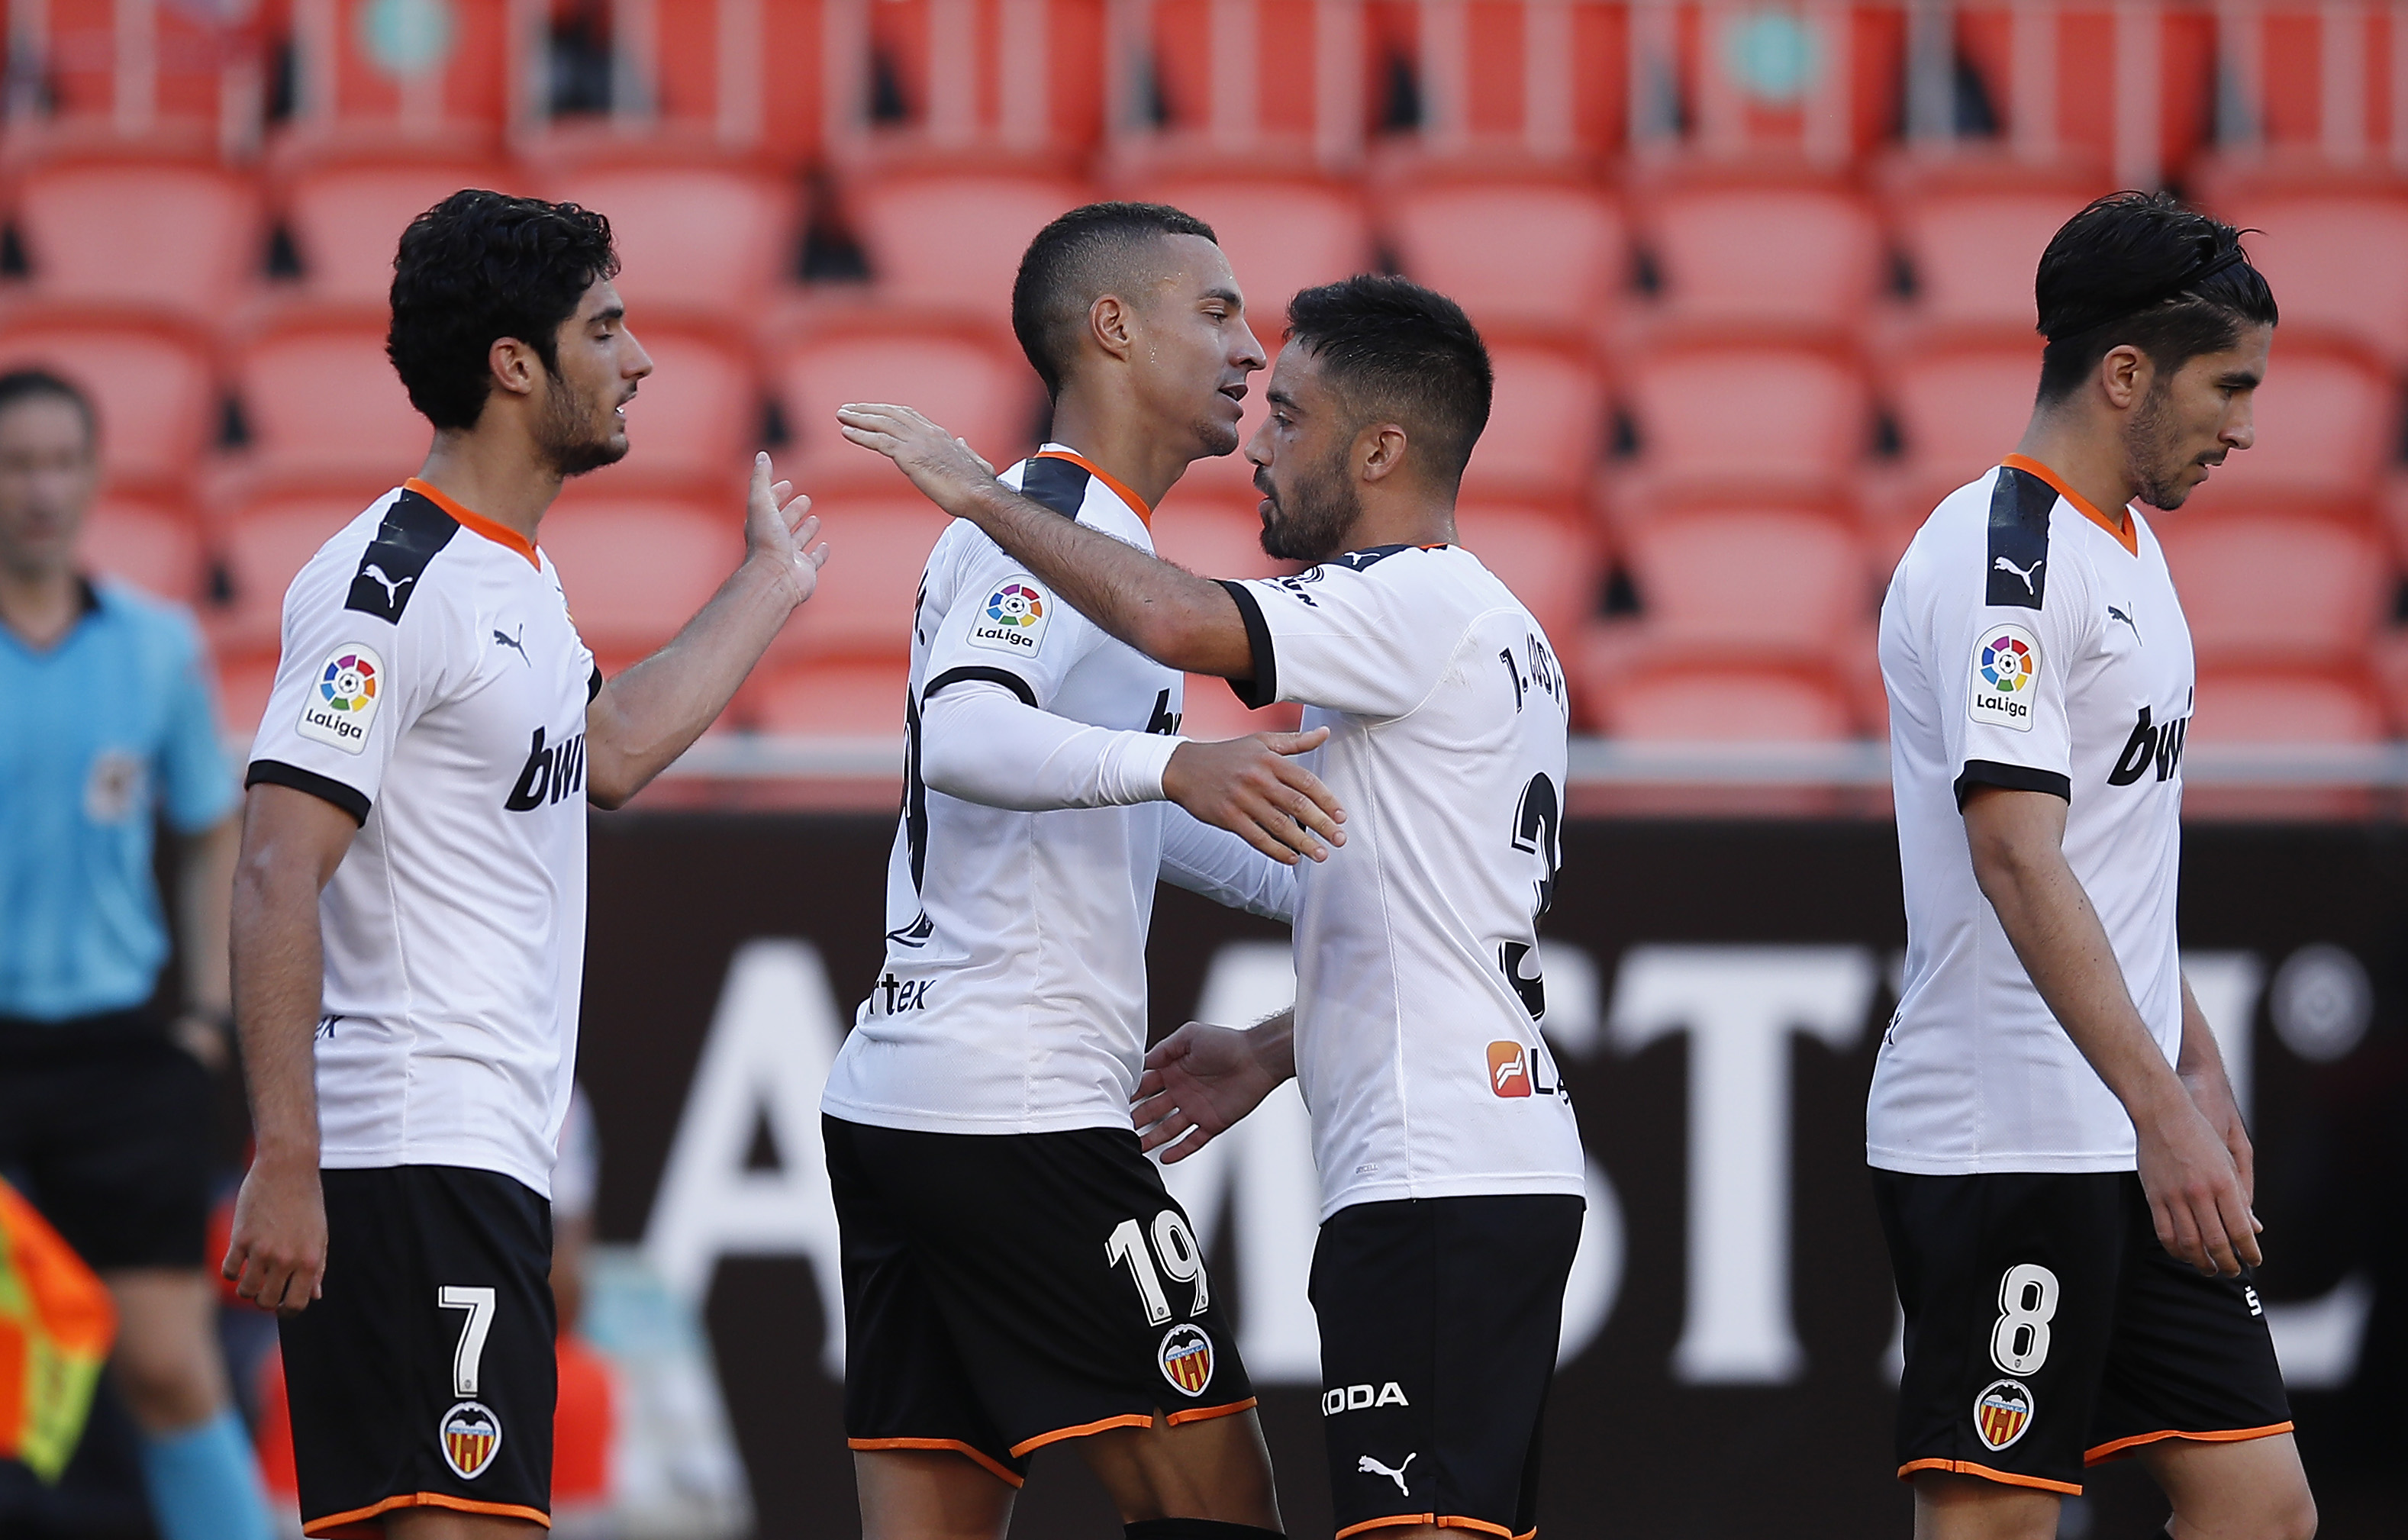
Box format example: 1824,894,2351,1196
968,577,1051,656
296,642,385,754
1968,623,2041,732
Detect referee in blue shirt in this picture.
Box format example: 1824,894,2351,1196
0,369,270,1540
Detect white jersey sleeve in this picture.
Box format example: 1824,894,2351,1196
1158,810,1297,921
1214,547,1463,716
919,678,1182,810
1941,474,2099,808
247,494,468,823
919,533,1112,713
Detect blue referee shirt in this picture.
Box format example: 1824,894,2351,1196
0,578,237,1021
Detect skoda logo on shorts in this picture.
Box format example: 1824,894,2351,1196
1974,1378,2034,1451
439,1400,503,1479
1157,1323,1215,1398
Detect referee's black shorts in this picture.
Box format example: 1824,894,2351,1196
0,1010,211,1271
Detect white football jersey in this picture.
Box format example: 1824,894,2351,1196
820,448,1292,1136
247,481,598,1198
1218,543,1585,1220
1871,456,2194,1175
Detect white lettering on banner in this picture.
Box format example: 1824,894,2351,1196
1608,945,1877,1384
643,941,852,1376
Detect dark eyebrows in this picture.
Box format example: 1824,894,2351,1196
591,303,626,327
2219,368,2261,389
1266,385,1300,411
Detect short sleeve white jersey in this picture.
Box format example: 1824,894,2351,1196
1871,456,2194,1175
820,448,1292,1136
246,481,599,1198
1217,543,1585,1220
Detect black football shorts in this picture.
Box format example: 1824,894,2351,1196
1311,1194,1585,1540
278,1165,556,1537
1875,1168,2292,1496
825,1116,1257,1485
0,1011,212,1270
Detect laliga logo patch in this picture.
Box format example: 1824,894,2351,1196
298,643,385,755
1157,1323,1215,1398
1968,624,2040,733
969,578,1050,656
1974,1379,2035,1451
438,1400,502,1479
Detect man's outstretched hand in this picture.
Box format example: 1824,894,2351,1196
836,404,998,516
1164,729,1346,865
743,451,832,608
1133,1017,1294,1162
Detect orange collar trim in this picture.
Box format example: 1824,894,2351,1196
403,478,540,569
2000,455,2139,557
1035,448,1152,528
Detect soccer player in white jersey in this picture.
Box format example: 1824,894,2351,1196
218,192,829,1538
824,203,1349,1540
1871,192,2313,1540
841,275,1584,1540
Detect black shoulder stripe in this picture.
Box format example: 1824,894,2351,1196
924,665,1038,708
1017,456,1092,520
346,488,459,623
1984,467,2055,611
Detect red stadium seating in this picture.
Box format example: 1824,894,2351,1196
572,324,762,493
847,173,1089,315
280,159,520,304
1881,341,2043,494
1385,180,1628,332
213,649,280,739
216,490,380,649
2157,512,2390,669
1149,495,1285,582
1456,504,1603,651
1619,505,1871,654
1591,662,1856,741
2184,344,2396,511
231,320,428,485
11,161,260,321
1892,190,2086,332
540,496,745,666
2188,669,2387,743
2210,191,2408,366
751,658,911,736
544,163,798,321
1634,181,1881,333
767,495,949,662
1460,343,1611,504
0,317,217,493
80,496,205,604
770,325,1041,489
1130,178,1375,321
1617,343,1872,510
1178,675,1302,740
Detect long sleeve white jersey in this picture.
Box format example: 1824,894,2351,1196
820,448,1295,1136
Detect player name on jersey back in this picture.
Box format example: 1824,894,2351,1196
1871,459,2194,1175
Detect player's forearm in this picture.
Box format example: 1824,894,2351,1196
230,858,327,1168
178,817,239,1016
587,554,798,807
956,478,1256,676
920,684,1179,810
1246,1008,1297,1084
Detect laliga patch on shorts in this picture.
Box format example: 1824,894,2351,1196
298,643,385,755
969,578,1050,657
1158,1323,1215,1398
1968,624,2041,733
1974,1378,2034,1451
439,1400,502,1479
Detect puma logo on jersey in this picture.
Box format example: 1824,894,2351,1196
1358,1453,1417,1495
1992,555,2044,594
2107,604,2142,643
493,624,530,664
504,726,586,810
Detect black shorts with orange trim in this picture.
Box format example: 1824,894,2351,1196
1875,1168,2291,1497
826,1116,1257,1484
278,1165,556,1538
1312,1194,1584,1540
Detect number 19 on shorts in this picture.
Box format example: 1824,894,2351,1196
1106,1212,1210,1325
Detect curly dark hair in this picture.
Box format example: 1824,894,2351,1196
2034,192,2277,405
1285,275,1494,485
387,190,621,431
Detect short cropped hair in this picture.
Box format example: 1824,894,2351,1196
388,190,620,431
1012,201,1218,398
1285,275,1493,484
0,368,96,448
2034,192,2277,405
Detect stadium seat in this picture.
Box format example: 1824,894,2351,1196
847,173,1089,314
1620,505,1871,653
751,657,911,736
212,649,281,739
770,325,1041,488
572,324,762,493
1129,179,1375,321
1881,342,2044,493
543,164,798,320
0,317,218,493
2187,669,2387,743
1149,495,1285,583
1635,182,1881,333
2210,192,2408,366
1617,344,1872,509
1892,191,2087,332
1459,344,1610,503
540,496,745,666
281,160,520,304
2156,513,2389,669
768,495,949,662
11,161,263,321
1385,180,1628,332
215,491,381,649
1591,662,1856,741
1178,675,1302,740
1455,504,1604,650
2185,345,2397,511
231,321,428,485
80,496,205,604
